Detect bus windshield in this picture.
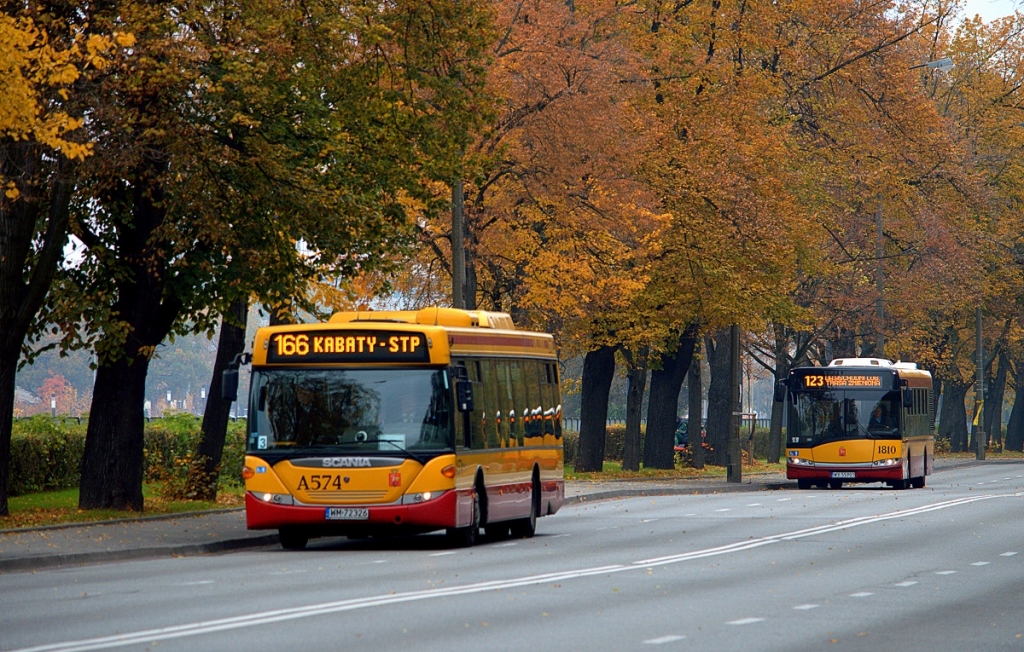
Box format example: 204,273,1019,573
789,390,901,447
248,368,453,454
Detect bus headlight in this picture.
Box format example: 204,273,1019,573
872,458,902,467
256,492,294,505
402,490,445,504
788,457,815,467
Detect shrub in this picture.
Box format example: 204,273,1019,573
9,416,87,495
8,415,246,498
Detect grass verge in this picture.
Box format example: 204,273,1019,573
2,484,244,531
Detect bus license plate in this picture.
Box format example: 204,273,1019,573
831,472,855,479
325,508,369,520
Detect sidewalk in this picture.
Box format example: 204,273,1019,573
1,462,985,574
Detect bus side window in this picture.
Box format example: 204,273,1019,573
497,360,514,447
523,359,543,440
540,362,556,437
480,359,501,448
509,360,527,446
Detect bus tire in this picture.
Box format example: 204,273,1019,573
829,480,843,489
797,479,811,490
279,527,308,550
510,477,539,539
446,490,480,548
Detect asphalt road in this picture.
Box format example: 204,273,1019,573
2,463,1022,652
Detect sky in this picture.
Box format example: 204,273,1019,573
960,0,1020,22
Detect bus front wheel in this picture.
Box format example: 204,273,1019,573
446,491,480,548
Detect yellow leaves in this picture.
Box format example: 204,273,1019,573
4,181,20,199
0,14,132,172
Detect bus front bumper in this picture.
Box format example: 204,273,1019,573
245,489,465,531
786,464,905,482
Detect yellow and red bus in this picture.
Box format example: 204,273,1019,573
779,358,934,490
231,307,564,549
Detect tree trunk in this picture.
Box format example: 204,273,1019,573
938,377,969,453
705,328,732,466
0,148,74,517
79,354,153,510
186,297,249,500
78,157,182,510
622,348,648,472
766,329,791,464
576,345,616,472
0,346,17,517
644,327,697,469
688,342,704,470
983,351,1007,447
1005,364,1024,452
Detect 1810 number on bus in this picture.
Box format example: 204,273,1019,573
877,445,898,455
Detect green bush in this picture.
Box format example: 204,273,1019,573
9,416,87,495
8,415,246,497
561,424,645,467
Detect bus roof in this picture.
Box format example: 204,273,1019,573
329,307,515,330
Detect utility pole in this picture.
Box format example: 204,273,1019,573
728,325,742,483
452,179,466,309
975,307,985,461
875,202,884,357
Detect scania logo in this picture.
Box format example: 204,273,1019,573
322,457,372,468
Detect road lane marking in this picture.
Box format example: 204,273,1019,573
970,562,990,566
16,492,1017,652
746,503,761,507
715,509,731,512
849,592,874,597
727,618,765,625
429,551,457,557
935,571,957,575
1001,552,1018,556
175,580,214,585
777,498,792,502
894,581,918,587
644,635,686,644
793,604,819,610
641,519,660,522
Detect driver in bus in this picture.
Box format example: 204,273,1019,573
868,404,892,431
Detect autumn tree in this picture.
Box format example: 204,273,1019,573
0,7,128,516
35,0,493,511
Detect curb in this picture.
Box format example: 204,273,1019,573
0,534,280,574
0,507,245,536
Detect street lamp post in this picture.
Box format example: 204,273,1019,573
50,394,56,418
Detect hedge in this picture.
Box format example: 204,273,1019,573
8,415,246,497
562,424,778,468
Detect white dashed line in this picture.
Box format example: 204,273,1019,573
495,542,518,548
176,580,215,585
371,560,387,564
548,533,572,539
1000,552,1018,557
894,581,918,587
970,562,990,566
747,503,762,507
641,519,660,523
727,618,765,625
935,571,957,575
685,514,697,517
849,592,874,597
793,604,820,610
777,498,792,502
430,551,458,557
715,509,731,513
644,635,686,645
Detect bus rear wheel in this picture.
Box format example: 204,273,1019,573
279,527,309,550
510,480,538,539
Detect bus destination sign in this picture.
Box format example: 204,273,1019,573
266,330,431,364
799,373,884,389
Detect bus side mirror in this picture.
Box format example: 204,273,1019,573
456,380,474,412
774,380,787,403
902,387,913,408
221,368,239,402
